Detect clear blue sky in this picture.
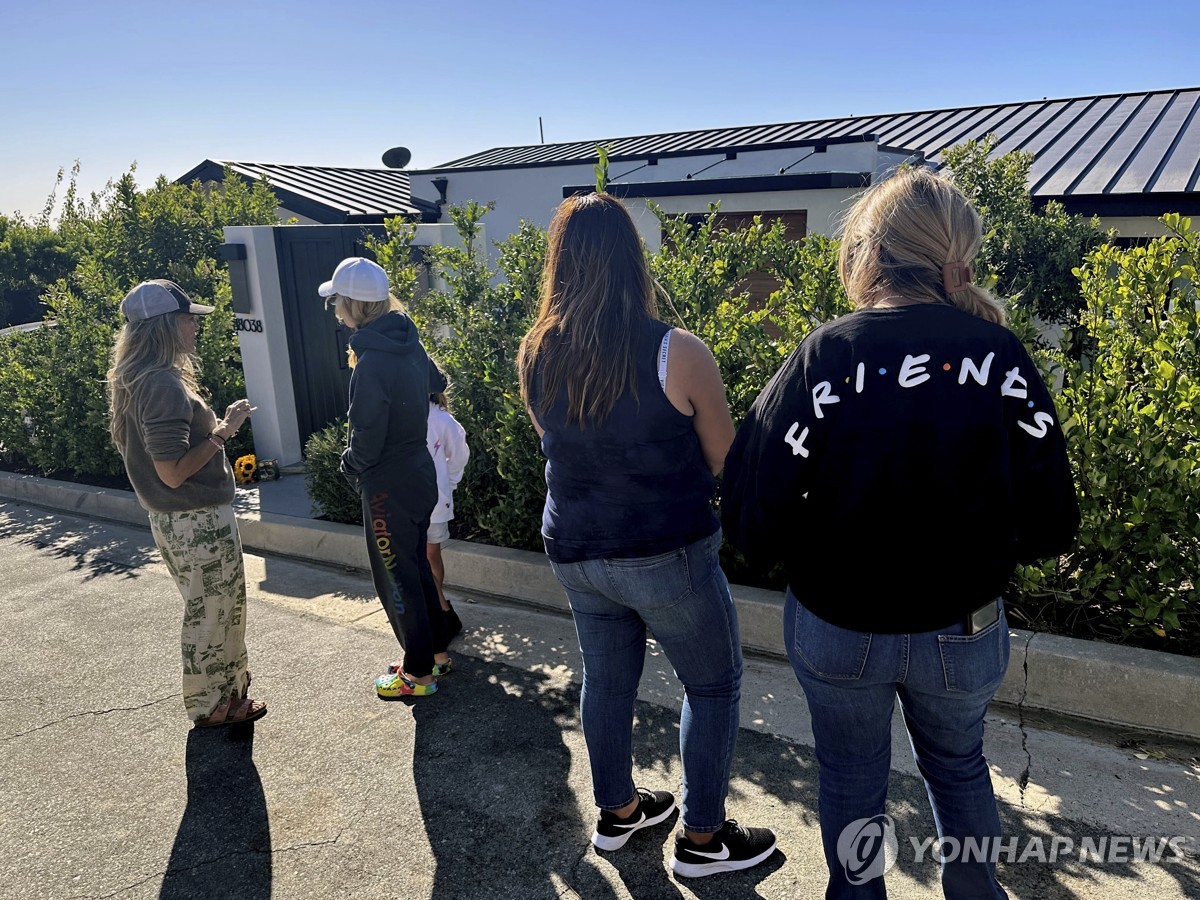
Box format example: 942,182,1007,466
2,0,1196,219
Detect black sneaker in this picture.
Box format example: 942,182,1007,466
592,788,677,851
671,819,778,878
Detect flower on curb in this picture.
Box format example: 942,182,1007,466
234,454,257,484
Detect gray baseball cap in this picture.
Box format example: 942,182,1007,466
121,279,215,322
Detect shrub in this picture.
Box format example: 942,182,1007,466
303,420,362,525
0,166,277,478
942,137,1106,325
1014,214,1199,641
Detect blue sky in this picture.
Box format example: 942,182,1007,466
2,0,1196,219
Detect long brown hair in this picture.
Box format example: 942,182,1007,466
838,166,1007,325
518,193,658,426
107,312,199,453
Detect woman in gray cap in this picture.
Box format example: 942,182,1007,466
107,279,267,728
318,257,453,698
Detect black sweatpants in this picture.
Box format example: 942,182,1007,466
361,483,449,678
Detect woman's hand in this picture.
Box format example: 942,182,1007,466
216,399,256,439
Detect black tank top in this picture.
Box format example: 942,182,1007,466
534,318,719,563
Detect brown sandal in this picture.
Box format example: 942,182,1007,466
194,695,268,729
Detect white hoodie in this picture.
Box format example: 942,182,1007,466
427,402,469,525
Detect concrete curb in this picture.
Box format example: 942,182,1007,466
3,471,1198,740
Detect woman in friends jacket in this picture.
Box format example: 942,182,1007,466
722,167,1078,899
319,257,451,699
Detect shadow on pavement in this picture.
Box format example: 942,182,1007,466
411,658,621,900
159,726,272,900
0,506,158,580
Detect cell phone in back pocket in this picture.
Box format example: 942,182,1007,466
966,600,1000,635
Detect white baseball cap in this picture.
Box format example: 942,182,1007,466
121,280,214,322
318,257,390,303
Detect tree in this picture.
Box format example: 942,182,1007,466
942,137,1106,325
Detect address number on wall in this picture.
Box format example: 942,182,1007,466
234,318,264,333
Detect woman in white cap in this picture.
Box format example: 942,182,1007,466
318,257,452,698
107,279,267,728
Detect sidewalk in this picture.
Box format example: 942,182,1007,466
3,470,1200,741
2,499,1199,899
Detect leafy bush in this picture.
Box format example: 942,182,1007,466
0,284,122,476
1014,214,1199,642
0,166,277,477
943,137,1106,325
303,420,362,525
651,207,846,424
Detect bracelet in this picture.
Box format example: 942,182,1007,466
207,432,226,448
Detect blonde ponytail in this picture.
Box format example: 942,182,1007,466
838,166,1006,326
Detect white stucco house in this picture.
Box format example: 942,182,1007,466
403,86,1200,262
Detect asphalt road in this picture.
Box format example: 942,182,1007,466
1,501,1198,900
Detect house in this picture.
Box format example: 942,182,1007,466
201,87,1200,467
175,160,440,224
407,86,1200,260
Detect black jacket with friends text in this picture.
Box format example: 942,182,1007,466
722,303,1079,633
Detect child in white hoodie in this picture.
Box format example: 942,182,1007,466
426,359,469,640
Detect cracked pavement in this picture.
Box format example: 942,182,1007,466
2,502,1199,899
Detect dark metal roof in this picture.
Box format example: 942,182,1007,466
426,88,1200,199
175,160,438,223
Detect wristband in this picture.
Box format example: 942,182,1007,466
207,432,226,448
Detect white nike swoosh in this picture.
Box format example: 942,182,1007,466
689,844,731,860
612,812,646,830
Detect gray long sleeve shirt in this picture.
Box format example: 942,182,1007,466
120,369,235,513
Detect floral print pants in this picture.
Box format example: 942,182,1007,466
148,504,250,721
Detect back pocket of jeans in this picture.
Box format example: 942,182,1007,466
605,548,692,607
937,614,1009,693
794,605,872,680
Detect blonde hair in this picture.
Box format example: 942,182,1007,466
332,294,403,367
838,166,1006,325
518,192,658,426
107,311,199,453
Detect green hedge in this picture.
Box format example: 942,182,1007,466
1014,213,1199,641
305,199,1197,649
0,167,278,479
7,151,1195,650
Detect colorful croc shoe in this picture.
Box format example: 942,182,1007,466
376,671,437,699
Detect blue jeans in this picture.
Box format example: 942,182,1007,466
549,529,742,833
786,591,1010,900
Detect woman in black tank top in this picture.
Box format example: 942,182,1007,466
516,193,778,877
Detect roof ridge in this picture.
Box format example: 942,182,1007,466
438,87,1200,161
215,159,407,173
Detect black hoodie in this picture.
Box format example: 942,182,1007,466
341,311,436,512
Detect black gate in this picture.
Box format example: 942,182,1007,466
275,225,386,449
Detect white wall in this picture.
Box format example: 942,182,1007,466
407,140,890,260
224,223,467,468
1097,216,1171,239
276,206,322,225
223,225,304,468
